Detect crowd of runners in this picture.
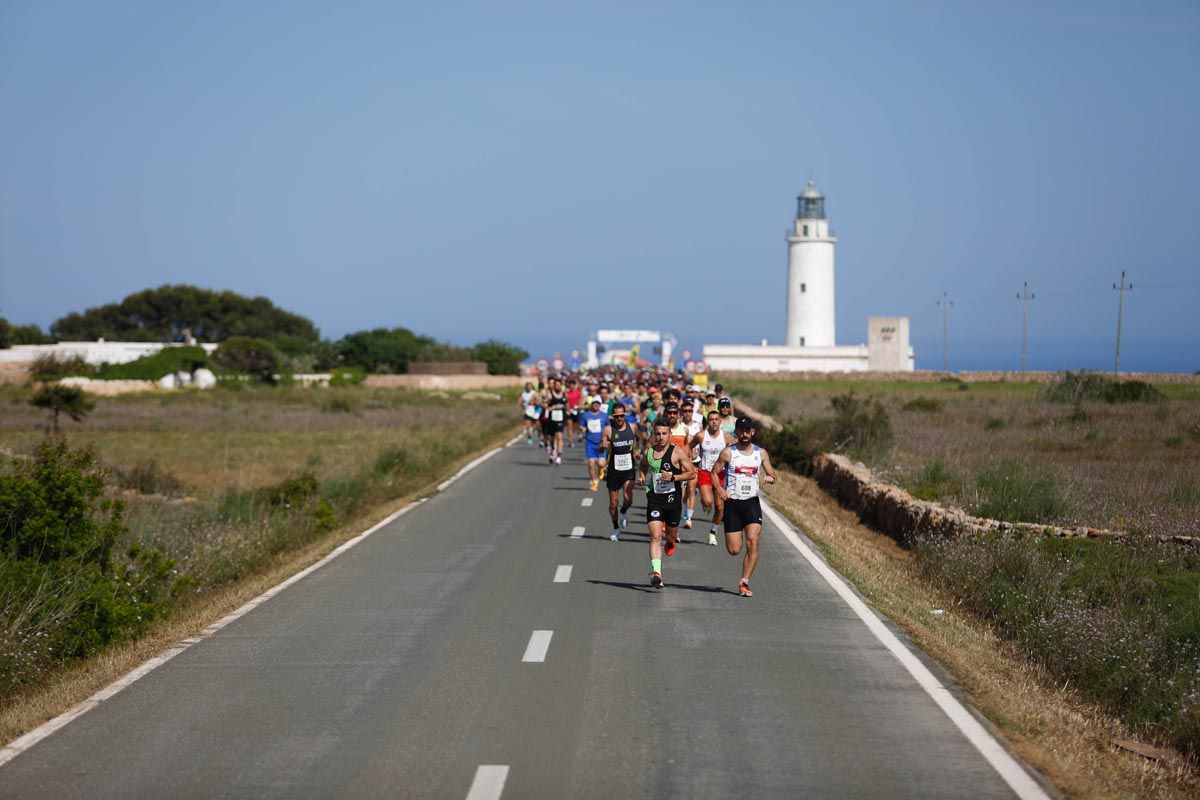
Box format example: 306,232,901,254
519,368,777,596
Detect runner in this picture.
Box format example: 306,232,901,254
565,379,584,447
544,378,568,465
675,399,701,529
600,402,639,541
711,417,778,597
520,381,541,445
690,409,734,546
717,396,736,435
637,418,696,588
579,396,609,491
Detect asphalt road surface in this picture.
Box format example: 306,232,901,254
0,440,1050,799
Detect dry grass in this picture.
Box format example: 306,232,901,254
732,378,1200,537
764,470,1200,799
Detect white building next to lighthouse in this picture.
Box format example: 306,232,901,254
704,180,914,373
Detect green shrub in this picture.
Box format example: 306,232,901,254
29,353,94,381
96,346,209,381
374,446,412,475
116,460,186,497
0,440,178,697
31,384,95,433
901,396,943,413
1041,371,1164,404
973,460,1065,523
909,460,962,501
257,472,319,508
985,417,1006,431
323,396,355,413
754,392,893,474
329,365,366,386
1162,435,1183,449
756,395,782,416
213,337,281,380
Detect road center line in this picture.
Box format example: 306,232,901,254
522,630,553,662
466,765,509,800
553,565,573,583
581,497,593,507
570,525,585,538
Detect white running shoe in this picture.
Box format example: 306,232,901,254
610,531,619,542
554,455,562,465
619,513,628,529
708,532,718,546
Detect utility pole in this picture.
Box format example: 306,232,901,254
1016,282,1035,373
1113,271,1133,376
937,292,953,372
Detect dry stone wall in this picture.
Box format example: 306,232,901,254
811,452,1200,548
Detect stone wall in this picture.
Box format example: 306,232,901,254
364,374,524,390
406,361,488,375
811,452,1199,548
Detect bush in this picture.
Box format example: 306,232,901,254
985,417,1006,431
213,337,281,380
0,440,178,697
0,318,53,348
470,339,529,376
908,460,962,501
901,396,943,413
31,384,95,433
1041,371,1164,404
973,460,1065,523
257,472,319,508
755,392,893,474
96,346,210,381
116,460,186,497
329,365,366,386
29,353,94,382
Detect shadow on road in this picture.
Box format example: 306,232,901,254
587,579,737,595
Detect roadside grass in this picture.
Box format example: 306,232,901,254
727,376,1200,538
764,471,1200,799
0,384,520,732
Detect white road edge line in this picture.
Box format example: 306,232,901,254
0,435,519,770
553,565,573,583
522,630,553,663
466,764,510,800
760,498,1051,800
581,497,593,507
570,526,585,539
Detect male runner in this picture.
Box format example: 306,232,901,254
579,396,609,491
544,378,568,465
600,402,639,541
520,381,541,445
675,399,701,529
711,417,778,597
690,410,734,546
565,379,584,447
637,418,696,588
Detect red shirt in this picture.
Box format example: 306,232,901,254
566,388,583,409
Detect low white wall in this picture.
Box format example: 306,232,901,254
0,341,218,366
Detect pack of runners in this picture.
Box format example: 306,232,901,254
521,368,776,596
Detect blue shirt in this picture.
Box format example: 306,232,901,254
579,410,610,443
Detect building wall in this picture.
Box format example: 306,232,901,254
785,225,836,348
0,341,218,366
867,317,912,371
703,344,871,373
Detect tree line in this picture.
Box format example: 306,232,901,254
2,285,527,375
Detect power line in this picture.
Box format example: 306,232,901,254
1016,282,1035,373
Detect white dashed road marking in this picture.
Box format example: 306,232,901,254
553,565,573,583
466,765,509,800
522,631,553,663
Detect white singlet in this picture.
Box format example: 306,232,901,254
700,430,728,471
725,445,762,501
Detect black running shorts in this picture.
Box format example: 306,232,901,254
723,497,763,533
605,469,635,491
646,500,681,528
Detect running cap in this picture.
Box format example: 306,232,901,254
718,397,732,408
664,401,679,411
735,416,755,431
589,396,601,404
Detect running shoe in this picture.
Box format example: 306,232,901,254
708,532,718,546
738,579,753,597
682,517,692,529
619,513,629,529
610,531,619,542
589,479,599,491
650,572,664,589
555,455,562,465
664,538,677,557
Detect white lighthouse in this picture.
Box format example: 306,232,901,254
785,179,836,348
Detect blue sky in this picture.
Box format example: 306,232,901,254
2,0,1197,371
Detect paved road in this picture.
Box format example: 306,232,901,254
0,441,1047,799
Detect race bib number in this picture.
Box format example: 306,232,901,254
731,473,756,499
614,453,633,471
653,475,675,494
551,409,564,422
587,418,603,434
